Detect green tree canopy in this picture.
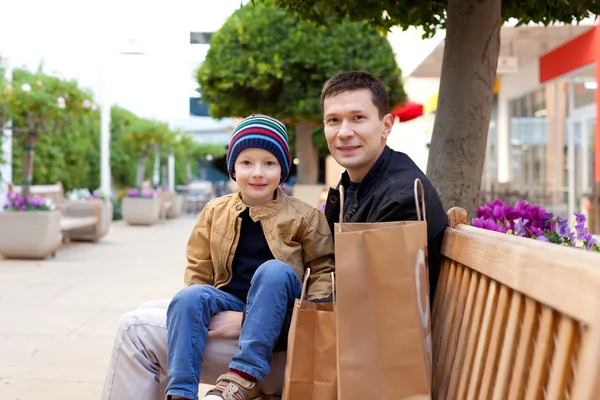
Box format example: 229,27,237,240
271,0,600,215
198,0,406,184
271,0,599,37
199,0,405,120
0,66,95,196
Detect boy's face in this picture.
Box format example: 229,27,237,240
323,89,394,183
234,148,282,207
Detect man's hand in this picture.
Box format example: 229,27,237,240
208,311,243,339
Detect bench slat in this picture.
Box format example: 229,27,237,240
467,280,499,400
480,284,511,399
433,261,457,358
456,276,489,399
492,291,523,400
436,268,473,398
508,299,539,400
434,263,464,391
525,306,555,400
445,271,480,400
546,315,577,399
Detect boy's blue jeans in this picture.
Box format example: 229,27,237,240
165,260,302,400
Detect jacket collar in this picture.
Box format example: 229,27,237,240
231,187,287,221
324,145,393,226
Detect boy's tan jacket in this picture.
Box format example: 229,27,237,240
185,188,334,300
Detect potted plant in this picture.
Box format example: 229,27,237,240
121,188,161,225
0,190,62,259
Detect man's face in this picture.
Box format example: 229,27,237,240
323,89,394,182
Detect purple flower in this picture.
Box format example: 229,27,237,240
586,236,596,251
141,190,156,198
472,217,486,229
492,205,505,220
530,226,543,236
514,218,529,237
127,188,139,197
556,217,570,238
537,235,550,242
574,213,586,224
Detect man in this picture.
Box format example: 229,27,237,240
320,71,447,297
101,71,447,400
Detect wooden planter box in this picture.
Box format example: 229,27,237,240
63,200,113,242
0,210,62,259
121,197,161,226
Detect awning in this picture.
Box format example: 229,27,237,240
390,100,424,122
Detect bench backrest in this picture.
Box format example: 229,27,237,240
433,207,600,400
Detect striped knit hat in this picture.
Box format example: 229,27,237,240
226,114,292,183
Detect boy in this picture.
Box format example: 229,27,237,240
165,114,335,400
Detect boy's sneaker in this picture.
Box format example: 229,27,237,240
203,372,260,400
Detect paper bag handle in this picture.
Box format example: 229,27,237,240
414,178,426,222
337,185,345,232
299,268,336,306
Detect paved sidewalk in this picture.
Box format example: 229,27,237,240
0,216,203,400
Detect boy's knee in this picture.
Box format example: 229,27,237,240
253,260,295,285
170,285,214,310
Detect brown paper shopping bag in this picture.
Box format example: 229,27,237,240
282,269,337,400
335,179,432,400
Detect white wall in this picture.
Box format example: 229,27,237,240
387,77,439,172
496,58,541,182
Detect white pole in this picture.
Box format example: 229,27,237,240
1,62,13,208
168,152,175,191
568,79,576,223
152,143,160,187
100,56,112,197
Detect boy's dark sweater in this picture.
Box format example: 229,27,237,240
221,209,274,302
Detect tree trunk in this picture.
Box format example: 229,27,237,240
136,155,147,188
20,135,36,198
295,120,318,184
426,0,501,219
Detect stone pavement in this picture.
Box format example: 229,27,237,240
0,216,213,399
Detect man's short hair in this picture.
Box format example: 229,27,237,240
321,71,389,119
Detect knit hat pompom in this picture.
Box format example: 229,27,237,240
226,114,292,183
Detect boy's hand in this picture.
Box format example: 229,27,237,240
208,311,243,339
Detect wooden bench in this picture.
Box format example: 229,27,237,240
433,207,600,399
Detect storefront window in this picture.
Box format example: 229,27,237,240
508,88,548,205
573,65,596,109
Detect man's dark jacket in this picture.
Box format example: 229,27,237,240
323,145,448,301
